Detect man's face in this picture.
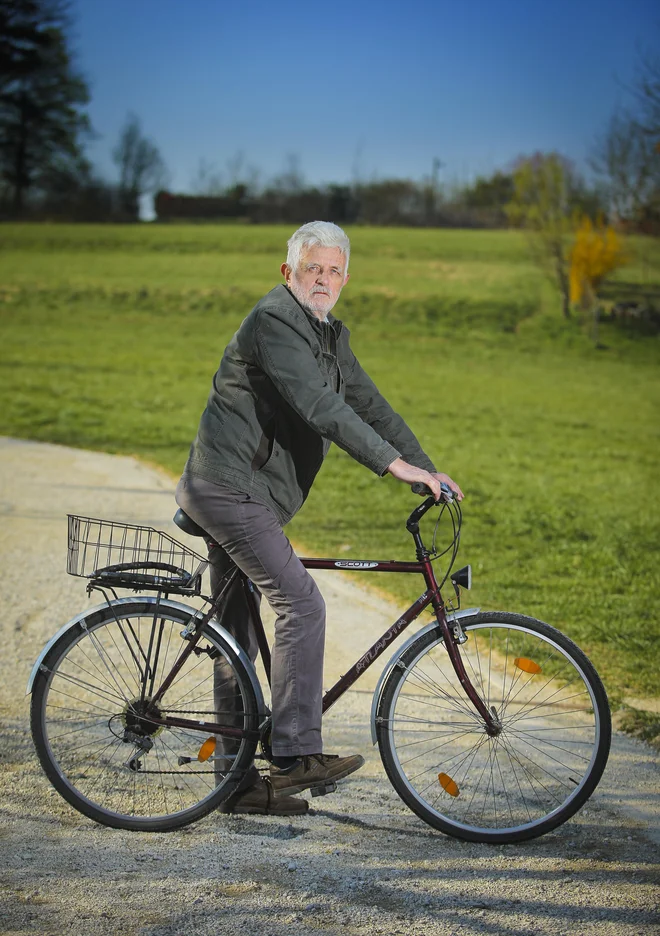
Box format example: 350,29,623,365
281,246,349,319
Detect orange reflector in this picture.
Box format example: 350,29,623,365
438,772,460,797
514,657,542,674
197,737,217,762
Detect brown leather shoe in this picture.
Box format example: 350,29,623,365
270,753,365,797
218,776,308,815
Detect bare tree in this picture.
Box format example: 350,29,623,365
225,149,259,195
633,48,660,138
592,43,660,228
591,109,658,222
190,157,224,195
507,153,577,319
351,140,365,188
112,112,167,220
271,153,304,194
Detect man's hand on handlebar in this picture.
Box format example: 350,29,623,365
386,459,464,503
431,472,464,501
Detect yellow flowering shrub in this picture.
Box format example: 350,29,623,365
569,216,628,308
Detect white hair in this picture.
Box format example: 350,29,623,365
286,221,350,274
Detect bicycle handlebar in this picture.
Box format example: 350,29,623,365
411,481,454,502
406,482,457,540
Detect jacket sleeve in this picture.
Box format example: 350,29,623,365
254,307,400,476
342,343,437,474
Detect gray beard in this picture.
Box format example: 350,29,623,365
288,279,337,317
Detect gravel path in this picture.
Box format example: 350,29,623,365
1,437,658,936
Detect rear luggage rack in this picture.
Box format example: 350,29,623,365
67,515,208,595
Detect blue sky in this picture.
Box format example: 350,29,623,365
75,0,659,194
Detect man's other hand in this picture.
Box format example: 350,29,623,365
431,472,464,501
386,459,464,502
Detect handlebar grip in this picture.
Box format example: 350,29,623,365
411,481,454,501
411,482,432,496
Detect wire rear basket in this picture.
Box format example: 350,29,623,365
67,515,208,595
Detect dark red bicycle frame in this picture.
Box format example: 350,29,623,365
304,556,497,729
303,556,442,710
152,541,499,740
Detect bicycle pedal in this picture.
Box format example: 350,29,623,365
310,781,337,797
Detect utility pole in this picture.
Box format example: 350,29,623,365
427,156,444,224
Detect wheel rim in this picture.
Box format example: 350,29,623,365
385,622,604,837
36,608,253,825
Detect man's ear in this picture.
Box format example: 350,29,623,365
343,273,350,286
281,262,291,282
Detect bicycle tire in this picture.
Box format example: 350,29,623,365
31,599,259,831
376,611,611,844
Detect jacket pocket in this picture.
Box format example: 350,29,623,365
251,430,274,471
251,410,280,471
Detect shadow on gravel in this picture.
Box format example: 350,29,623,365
2,716,659,936
113,875,659,936
312,806,656,862
223,817,309,840
2,810,658,936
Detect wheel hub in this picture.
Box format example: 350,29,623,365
484,705,503,737
122,698,163,738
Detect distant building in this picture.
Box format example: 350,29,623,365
154,189,249,221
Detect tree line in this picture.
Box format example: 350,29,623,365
154,154,609,229
1,0,658,231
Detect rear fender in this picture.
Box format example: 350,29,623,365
26,597,265,718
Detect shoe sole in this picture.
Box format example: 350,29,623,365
271,757,365,798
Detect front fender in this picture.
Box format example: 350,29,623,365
26,598,266,719
369,608,481,745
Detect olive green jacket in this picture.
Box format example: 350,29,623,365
183,284,435,524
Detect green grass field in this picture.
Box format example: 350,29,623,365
1,223,659,715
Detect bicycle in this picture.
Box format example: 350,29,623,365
28,486,611,843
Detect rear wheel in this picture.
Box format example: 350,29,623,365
31,599,259,831
376,612,610,843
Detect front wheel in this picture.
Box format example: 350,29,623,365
31,598,259,831
376,612,611,843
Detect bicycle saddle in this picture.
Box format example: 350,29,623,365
173,508,207,538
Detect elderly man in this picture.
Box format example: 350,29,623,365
176,221,462,816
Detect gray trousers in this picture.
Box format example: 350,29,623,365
175,475,325,758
